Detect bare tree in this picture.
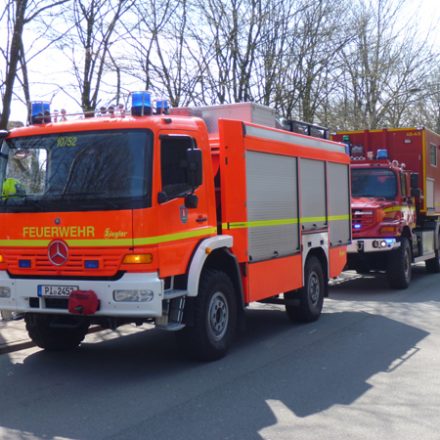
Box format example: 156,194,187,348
120,0,200,107
60,0,134,114
190,0,271,104
0,0,69,129
328,0,437,130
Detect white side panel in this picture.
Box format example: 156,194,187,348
246,151,298,262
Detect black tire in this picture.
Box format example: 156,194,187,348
286,256,325,323
425,254,440,273
25,313,89,351
425,234,440,273
355,264,370,275
386,237,412,289
176,269,237,361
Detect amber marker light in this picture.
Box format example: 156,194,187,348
205,247,212,255
0,255,4,263
122,254,153,264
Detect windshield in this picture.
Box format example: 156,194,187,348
0,129,152,212
351,168,397,200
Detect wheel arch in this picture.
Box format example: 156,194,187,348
304,247,329,297
401,226,412,241
187,236,244,307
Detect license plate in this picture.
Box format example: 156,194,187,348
38,285,79,297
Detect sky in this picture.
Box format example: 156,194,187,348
5,0,440,124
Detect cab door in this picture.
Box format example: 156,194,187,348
153,131,214,278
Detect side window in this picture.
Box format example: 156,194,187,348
430,143,437,166
160,135,197,200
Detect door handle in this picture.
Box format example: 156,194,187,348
196,216,208,223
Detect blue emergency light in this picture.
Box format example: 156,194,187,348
156,99,170,115
131,91,152,116
31,101,51,124
376,149,389,159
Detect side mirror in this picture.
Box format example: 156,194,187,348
410,172,419,190
0,130,8,142
157,191,168,204
185,194,198,209
411,188,421,198
186,148,202,188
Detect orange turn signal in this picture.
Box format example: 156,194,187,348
122,254,153,264
0,254,4,263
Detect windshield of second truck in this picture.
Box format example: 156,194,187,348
351,168,397,200
0,129,153,212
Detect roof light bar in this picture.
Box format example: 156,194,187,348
155,99,170,115
31,101,51,124
131,91,152,116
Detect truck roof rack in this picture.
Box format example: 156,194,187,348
282,119,329,140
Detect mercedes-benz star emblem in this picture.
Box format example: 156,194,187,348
48,240,69,266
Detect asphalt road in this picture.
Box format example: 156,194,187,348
1,266,439,440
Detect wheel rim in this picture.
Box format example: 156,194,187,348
308,271,320,307
208,291,229,342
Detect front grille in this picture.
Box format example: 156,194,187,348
5,249,123,277
352,208,375,231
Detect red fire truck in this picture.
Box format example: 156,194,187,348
0,95,350,360
333,127,440,289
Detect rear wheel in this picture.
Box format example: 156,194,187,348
286,256,325,323
176,269,237,361
387,237,412,289
25,313,89,351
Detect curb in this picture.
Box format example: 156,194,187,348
0,339,35,355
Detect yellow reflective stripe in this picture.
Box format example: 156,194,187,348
222,215,350,230
68,238,133,247
328,214,350,221
0,227,217,248
302,216,326,223
133,227,217,246
0,239,50,247
383,206,404,213
302,215,350,222
226,218,298,229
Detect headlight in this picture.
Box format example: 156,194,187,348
113,289,154,302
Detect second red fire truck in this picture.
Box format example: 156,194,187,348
333,127,440,289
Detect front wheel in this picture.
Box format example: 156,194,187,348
386,237,412,289
25,313,89,351
286,256,325,323
176,269,237,361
